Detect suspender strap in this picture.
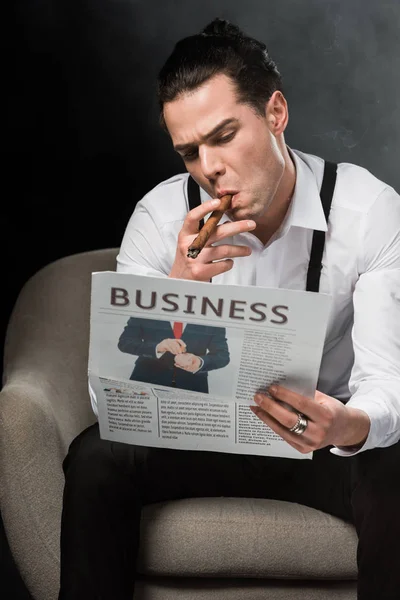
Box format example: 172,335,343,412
187,162,338,293
187,175,204,230
305,161,337,292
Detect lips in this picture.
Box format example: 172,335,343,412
216,190,239,199
230,192,240,208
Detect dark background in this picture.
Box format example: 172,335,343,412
4,0,400,373
2,0,400,597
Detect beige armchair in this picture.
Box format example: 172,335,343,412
0,249,358,600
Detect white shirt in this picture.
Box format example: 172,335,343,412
117,148,400,456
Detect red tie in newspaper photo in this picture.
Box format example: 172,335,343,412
172,321,183,386
173,321,183,339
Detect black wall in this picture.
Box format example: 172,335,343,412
4,0,400,369
4,0,400,356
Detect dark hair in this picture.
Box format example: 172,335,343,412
157,18,283,130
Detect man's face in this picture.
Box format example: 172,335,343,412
163,73,286,224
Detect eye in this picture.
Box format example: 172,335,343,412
218,132,235,144
182,149,198,162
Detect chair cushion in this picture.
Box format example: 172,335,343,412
138,497,357,579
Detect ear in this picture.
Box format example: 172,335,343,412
265,91,289,135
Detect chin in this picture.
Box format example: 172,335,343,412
229,209,251,223
230,202,259,220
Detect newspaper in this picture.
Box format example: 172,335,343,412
89,272,332,460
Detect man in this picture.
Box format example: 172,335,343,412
118,317,230,392
59,18,400,600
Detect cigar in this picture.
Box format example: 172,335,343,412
187,194,232,258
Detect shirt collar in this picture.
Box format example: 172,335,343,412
284,148,328,233
199,146,328,233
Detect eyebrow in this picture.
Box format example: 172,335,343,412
173,118,240,153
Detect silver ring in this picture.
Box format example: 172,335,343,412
289,412,308,436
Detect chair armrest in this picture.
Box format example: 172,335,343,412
2,249,118,441
0,249,117,600
0,381,67,600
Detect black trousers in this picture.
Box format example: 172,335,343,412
58,423,400,600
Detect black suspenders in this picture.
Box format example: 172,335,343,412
306,161,337,292
187,161,337,293
187,175,204,230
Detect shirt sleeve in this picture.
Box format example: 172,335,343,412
331,186,400,456
116,202,172,276
116,174,190,277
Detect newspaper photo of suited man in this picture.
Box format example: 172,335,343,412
117,317,230,393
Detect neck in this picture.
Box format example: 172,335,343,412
253,145,296,246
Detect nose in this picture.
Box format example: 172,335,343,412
199,146,226,181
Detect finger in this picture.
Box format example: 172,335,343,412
187,258,235,281
268,385,321,421
167,341,182,354
176,362,189,371
162,341,171,352
181,199,222,235
207,219,257,244
176,339,187,350
254,394,307,430
174,354,188,365
158,339,168,352
199,244,252,263
250,406,306,453
252,400,319,444
170,343,182,354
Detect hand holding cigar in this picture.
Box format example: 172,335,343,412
168,196,255,281
187,194,232,258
